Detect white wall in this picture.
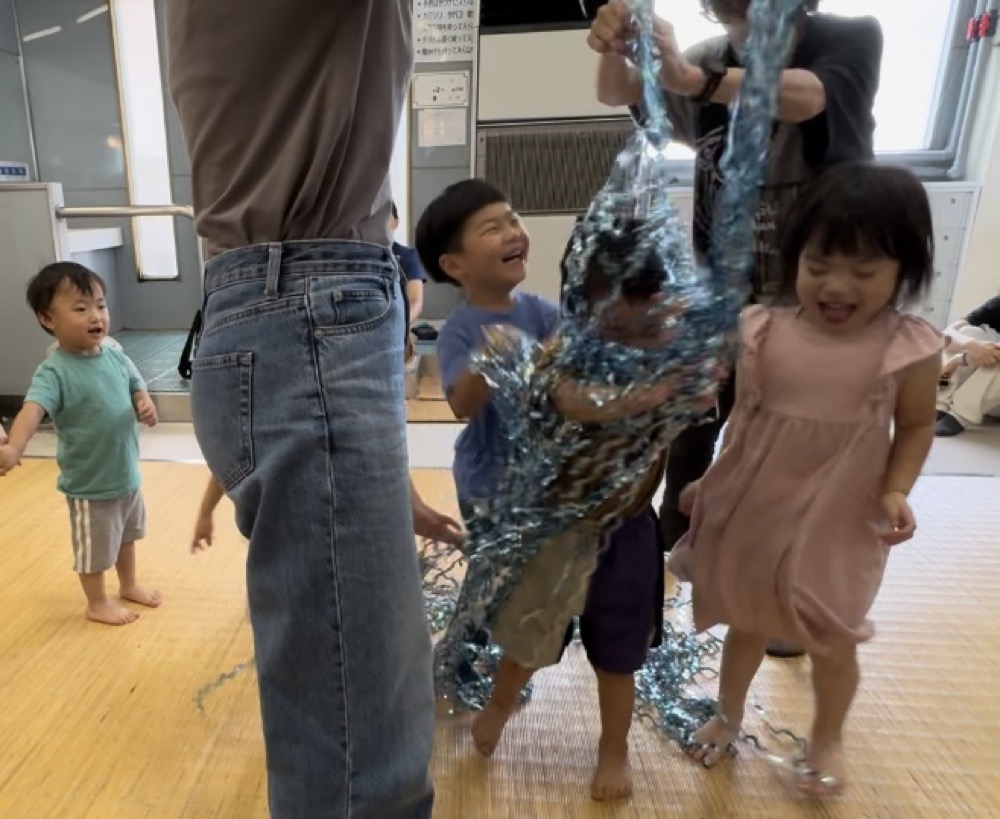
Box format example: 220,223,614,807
949,44,1000,319
478,31,626,122
390,88,410,241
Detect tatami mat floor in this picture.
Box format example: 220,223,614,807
0,459,997,817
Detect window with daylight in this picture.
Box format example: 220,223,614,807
655,0,984,178
110,0,179,280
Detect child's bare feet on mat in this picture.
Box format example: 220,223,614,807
120,585,163,608
688,715,740,768
471,702,513,757
87,600,139,626
800,742,847,797
591,742,633,801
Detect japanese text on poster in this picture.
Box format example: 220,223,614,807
414,0,478,63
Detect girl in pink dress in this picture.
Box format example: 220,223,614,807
669,163,942,796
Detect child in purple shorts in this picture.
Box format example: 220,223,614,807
419,181,671,802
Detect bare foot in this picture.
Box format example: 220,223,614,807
87,600,139,626
800,742,847,797
688,715,740,768
120,584,163,608
591,743,633,802
471,702,513,758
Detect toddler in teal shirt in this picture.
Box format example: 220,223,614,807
0,263,161,626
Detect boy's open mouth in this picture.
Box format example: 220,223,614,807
501,245,526,264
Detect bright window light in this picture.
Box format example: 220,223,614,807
655,0,955,157
110,0,178,280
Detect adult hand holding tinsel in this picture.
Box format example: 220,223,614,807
590,0,703,97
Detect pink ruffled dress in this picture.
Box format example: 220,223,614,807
669,305,942,653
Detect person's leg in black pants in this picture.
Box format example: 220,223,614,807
659,369,804,659
658,370,736,551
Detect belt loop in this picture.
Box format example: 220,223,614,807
264,243,282,298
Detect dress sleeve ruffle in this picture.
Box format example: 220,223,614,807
739,304,772,352
882,313,944,375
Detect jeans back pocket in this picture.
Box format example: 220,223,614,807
190,352,255,491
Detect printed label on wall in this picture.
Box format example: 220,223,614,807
0,162,30,183
414,0,479,63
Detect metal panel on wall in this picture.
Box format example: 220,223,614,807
0,184,70,408
0,0,19,54
0,49,33,171
476,120,633,214
409,0,481,320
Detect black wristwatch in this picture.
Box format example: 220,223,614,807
694,60,728,104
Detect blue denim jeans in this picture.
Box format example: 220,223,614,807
190,240,435,818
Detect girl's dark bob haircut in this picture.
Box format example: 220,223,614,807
779,162,935,306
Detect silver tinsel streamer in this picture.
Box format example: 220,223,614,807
429,0,805,741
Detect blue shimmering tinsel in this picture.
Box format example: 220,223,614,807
427,0,805,743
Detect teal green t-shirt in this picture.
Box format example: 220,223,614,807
25,346,145,500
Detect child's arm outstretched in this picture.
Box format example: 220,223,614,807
0,403,46,476
192,477,225,552
880,353,940,545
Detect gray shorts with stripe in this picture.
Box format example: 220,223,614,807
65,490,147,574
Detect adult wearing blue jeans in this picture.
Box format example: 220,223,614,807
164,3,434,817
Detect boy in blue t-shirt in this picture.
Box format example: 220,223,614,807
0,263,161,626
416,180,668,802
418,188,560,516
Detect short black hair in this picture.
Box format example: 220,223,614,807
780,162,934,305
390,201,398,221
414,179,508,287
561,218,665,304
27,262,107,335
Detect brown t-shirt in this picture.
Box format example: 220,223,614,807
164,1,412,258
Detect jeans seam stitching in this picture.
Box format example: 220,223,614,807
307,288,353,810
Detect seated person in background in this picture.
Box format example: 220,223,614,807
936,295,1000,437
390,201,428,322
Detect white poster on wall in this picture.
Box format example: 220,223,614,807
417,108,468,148
412,72,471,108
413,0,479,63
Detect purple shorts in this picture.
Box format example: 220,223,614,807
559,507,665,675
